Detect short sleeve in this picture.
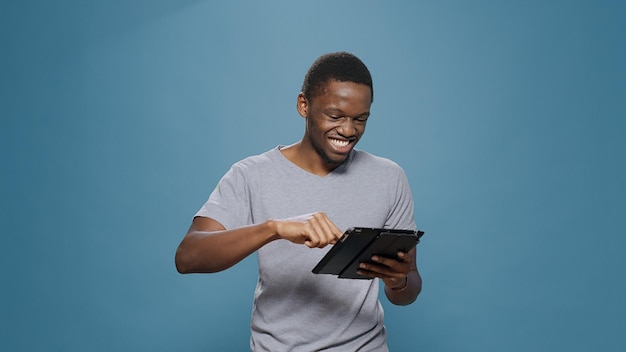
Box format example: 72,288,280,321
195,163,253,230
384,167,417,231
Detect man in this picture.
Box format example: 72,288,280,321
176,52,422,351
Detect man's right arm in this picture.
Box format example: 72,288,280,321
175,217,277,273
175,212,342,274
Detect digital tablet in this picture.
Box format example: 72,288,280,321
312,227,424,279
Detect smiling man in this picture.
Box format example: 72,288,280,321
175,52,422,351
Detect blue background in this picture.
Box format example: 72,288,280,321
2,1,625,351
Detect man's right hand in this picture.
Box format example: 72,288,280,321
274,212,343,248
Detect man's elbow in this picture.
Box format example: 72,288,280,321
175,245,195,274
174,247,190,274
175,243,225,274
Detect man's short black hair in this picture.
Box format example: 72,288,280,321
301,52,373,102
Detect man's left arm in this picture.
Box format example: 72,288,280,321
357,247,422,305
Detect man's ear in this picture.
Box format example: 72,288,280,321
296,92,308,118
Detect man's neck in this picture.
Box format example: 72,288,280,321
279,142,339,177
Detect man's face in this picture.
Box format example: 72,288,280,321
298,79,372,169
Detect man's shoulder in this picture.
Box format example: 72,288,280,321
232,147,279,167
226,147,283,177
352,149,403,171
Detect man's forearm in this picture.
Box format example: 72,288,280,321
384,270,422,306
175,220,278,274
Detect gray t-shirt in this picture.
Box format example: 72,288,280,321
196,146,416,351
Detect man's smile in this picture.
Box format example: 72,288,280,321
329,138,350,148
328,137,355,153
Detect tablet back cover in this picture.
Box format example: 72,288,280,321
338,231,422,279
311,227,378,275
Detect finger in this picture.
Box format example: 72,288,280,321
329,222,343,240
314,212,343,243
356,269,376,278
396,251,407,261
313,214,339,246
357,262,394,279
371,256,411,275
304,222,321,248
309,214,335,248
356,262,378,278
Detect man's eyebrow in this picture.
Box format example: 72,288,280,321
324,108,370,117
324,107,344,114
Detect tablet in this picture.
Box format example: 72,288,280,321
312,227,424,279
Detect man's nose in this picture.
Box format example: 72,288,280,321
337,117,357,136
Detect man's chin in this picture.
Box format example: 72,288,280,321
322,151,350,167
313,143,352,169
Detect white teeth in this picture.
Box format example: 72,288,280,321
330,139,349,147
